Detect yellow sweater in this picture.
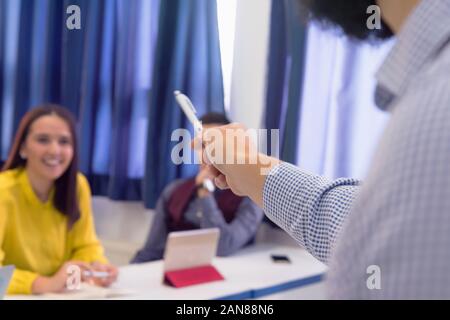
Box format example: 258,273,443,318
0,168,107,295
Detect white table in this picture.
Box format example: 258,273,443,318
6,243,327,300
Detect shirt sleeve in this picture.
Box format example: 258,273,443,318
263,162,361,264
68,174,107,264
0,199,8,271
5,270,39,295
0,196,39,295
196,196,264,256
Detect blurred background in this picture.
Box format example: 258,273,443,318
0,0,392,266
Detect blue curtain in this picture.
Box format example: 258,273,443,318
143,0,225,208
0,0,158,200
0,0,4,147
0,0,225,207
264,0,307,164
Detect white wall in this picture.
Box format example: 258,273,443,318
229,0,271,129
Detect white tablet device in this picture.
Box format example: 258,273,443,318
0,265,15,299
163,228,220,272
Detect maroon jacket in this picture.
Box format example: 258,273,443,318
167,177,243,231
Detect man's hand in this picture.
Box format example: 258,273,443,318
195,166,215,186
195,167,215,198
192,123,280,207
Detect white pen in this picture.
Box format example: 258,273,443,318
174,90,203,135
174,90,215,165
83,270,110,279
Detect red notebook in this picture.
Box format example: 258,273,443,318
164,264,224,288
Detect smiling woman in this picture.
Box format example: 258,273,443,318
2,105,79,225
0,104,118,295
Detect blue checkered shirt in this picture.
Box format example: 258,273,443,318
263,0,450,299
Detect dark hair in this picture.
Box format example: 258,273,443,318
297,0,394,41
199,112,231,126
2,104,80,228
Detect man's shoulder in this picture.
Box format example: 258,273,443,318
425,39,450,76
412,41,450,95
399,42,450,121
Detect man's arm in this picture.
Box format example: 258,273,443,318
264,163,360,263
197,124,361,264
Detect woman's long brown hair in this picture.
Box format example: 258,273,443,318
2,104,80,228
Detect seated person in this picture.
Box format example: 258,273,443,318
131,112,264,263
0,105,118,295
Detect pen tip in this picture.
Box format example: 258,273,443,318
174,90,181,96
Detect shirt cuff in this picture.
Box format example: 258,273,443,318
262,162,317,228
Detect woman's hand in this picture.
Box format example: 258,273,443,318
86,261,119,287
31,261,93,294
